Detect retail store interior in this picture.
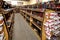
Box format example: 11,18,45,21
0,0,60,40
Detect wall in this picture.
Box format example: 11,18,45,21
4,0,55,6
29,0,37,5
59,0,60,3
3,0,29,6
3,0,40,6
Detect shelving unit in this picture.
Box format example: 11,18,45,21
0,13,8,40
1,8,15,40
0,0,60,40
20,4,60,40
0,8,14,40
20,7,46,40
2,9,14,40
0,0,10,40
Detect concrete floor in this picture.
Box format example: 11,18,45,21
12,13,39,40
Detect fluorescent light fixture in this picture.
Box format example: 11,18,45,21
11,1,17,5
42,0,49,2
3,0,11,1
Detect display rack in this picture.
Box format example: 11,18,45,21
1,8,15,40
20,5,60,40
3,8,14,40
0,13,8,40
20,7,46,40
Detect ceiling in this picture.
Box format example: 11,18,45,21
17,0,30,1
4,0,30,1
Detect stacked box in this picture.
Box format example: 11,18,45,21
44,10,60,40
0,14,4,40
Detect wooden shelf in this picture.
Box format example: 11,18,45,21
20,8,46,40
31,21,41,30
20,12,30,20
2,8,15,40
29,24,41,40
3,8,15,14
7,13,14,28
20,10,42,29
20,3,60,40
22,8,45,12
21,10,31,16
31,15,43,22
24,15,30,21
20,10,43,22
21,13,25,16
21,11,42,30
3,24,8,40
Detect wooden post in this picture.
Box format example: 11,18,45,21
4,24,8,40
24,9,27,20
0,0,3,13
0,0,3,7
42,11,46,40
30,11,33,26
0,0,8,40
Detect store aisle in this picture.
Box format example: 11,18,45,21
12,13,39,40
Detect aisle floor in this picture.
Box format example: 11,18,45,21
12,13,39,40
